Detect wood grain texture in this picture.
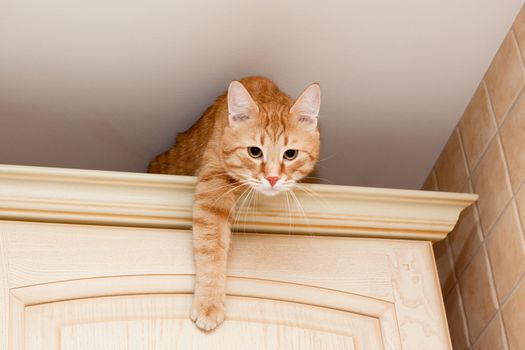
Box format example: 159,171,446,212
17,280,398,349
26,295,373,350
11,275,394,316
0,164,477,241
8,296,24,350
5,221,428,301
0,234,8,350
13,275,401,349
2,221,449,349
0,165,469,349
388,244,451,349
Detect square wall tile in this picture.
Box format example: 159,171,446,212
435,129,469,192
500,89,525,191
502,278,525,350
517,184,525,228
484,32,525,125
444,285,470,350
472,313,508,350
459,247,498,342
513,4,525,60
433,238,456,297
486,201,525,302
471,137,513,232
459,82,497,170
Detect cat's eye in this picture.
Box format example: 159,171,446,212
248,146,263,158
284,149,298,160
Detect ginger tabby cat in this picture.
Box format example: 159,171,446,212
148,76,321,331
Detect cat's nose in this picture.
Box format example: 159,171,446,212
265,176,280,187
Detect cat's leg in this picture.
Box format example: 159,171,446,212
190,173,238,331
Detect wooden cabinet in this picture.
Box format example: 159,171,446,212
0,165,476,349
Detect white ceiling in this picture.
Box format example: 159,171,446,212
1,0,523,189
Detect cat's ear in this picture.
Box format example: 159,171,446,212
227,81,259,126
290,83,321,130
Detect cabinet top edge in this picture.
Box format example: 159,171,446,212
0,164,477,204
0,164,476,241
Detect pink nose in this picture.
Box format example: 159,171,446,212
266,176,280,187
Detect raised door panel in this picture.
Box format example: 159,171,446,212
26,296,367,349
11,276,398,350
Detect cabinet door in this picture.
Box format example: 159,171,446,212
0,221,448,350
9,276,396,350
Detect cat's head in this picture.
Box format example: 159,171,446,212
222,80,321,196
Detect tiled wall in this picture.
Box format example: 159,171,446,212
422,6,525,350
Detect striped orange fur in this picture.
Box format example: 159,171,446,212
148,76,321,331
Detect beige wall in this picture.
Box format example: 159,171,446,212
423,5,525,350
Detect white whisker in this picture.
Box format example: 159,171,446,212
285,191,293,235
289,189,313,235
233,186,254,233
208,181,249,209
294,183,329,208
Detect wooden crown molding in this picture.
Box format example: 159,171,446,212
0,164,477,241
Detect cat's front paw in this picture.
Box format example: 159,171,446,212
190,297,225,331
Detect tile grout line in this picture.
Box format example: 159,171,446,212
460,82,499,174
432,161,471,348
497,84,525,196
455,127,471,180
491,79,525,350
456,121,486,252
490,92,523,239
515,191,525,244
432,168,460,300
454,226,484,280
494,82,525,132
498,309,511,350
470,311,499,349
462,86,498,177
456,97,508,347
430,168,459,302
477,79,517,235
465,245,500,346
493,311,511,350
511,28,525,73
493,199,525,307
493,30,525,128
482,76,515,290
516,178,525,196
455,281,472,348
509,188,525,268
453,126,479,348
454,126,487,243
499,273,525,349
462,129,512,237
483,232,507,309
443,237,457,300
495,135,514,200
451,181,487,284
454,125,484,233
478,69,519,349
499,269,525,307
449,127,484,278
495,89,524,188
